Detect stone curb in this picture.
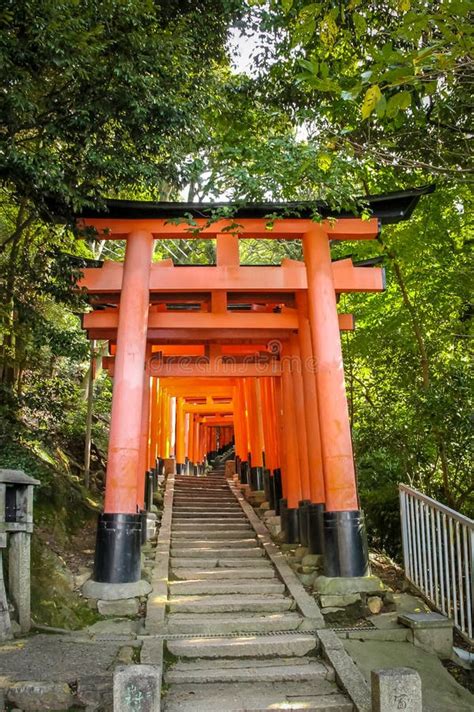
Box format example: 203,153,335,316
317,629,371,712
229,482,372,712
140,473,175,706
228,481,325,629
145,473,174,635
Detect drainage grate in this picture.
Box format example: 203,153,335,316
141,628,322,640
330,625,376,632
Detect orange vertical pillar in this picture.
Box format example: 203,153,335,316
176,397,186,474
169,396,176,459
97,230,153,585
186,412,193,474
155,383,162,468
280,342,302,543
290,334,311,501
245,378,264,490
268,376,283,513
238,379,251,485
289,333,313,547
303,225,368,576
193,416,200,475
296,292,325,554
148,377,159,470
259,377,275,506
233,383,245,483
137,345,152,510
274,375,286,500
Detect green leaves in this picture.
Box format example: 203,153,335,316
385,90,412,118
361,85,382,119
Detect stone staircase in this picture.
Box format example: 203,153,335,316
162,463,354,711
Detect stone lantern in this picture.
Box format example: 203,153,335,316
0,469,40,638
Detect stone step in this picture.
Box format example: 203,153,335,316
171,530,254,540
175,497,232,500
173,505,242,511
167,594,294,614
174,484,229,493
171,547,264,559
175,495,230,499
174,487,232,492
173,512,246,520
173,498,238,504
170,539,257,550
173,503,240,509
174,486,229,492
172,523,251,530
166,612,303,634
175,487,228,491
163,682,352,712
165,657,333,684
169,580,285,596
167,633,317,659
174,492,230,497
171,568,276,580
173,496,236,502
172,519,247,526
171,557,273,569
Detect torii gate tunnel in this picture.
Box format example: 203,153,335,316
73,187,432,586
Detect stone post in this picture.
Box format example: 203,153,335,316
0,534,12,641
113,665,161,712
371,668,422,712
8,531,31,633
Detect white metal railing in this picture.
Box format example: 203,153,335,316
399,484,473,641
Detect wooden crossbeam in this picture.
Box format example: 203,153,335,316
84,310,353,333
77,217,378,240
78,259,384,294
150,362,281,378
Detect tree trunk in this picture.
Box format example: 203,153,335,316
379,236,454,505
83,340,96,489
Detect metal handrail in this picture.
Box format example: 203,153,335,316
399,484,473,642
399,484,473,527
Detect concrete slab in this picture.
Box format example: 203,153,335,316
392,592,431,615
343,639,473,712
82,578,152,601
0,635,121,685
86,619,139,639
398,612,453,628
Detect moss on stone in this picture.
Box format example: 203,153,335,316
30,536,100,629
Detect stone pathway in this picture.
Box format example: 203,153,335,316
161,464,353,711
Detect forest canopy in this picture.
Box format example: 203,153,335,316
0,0,472,556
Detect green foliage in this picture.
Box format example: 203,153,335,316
337,183,473,553
0,0,243,209
251,0,473,180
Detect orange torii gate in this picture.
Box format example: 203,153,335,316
71,187,432,590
